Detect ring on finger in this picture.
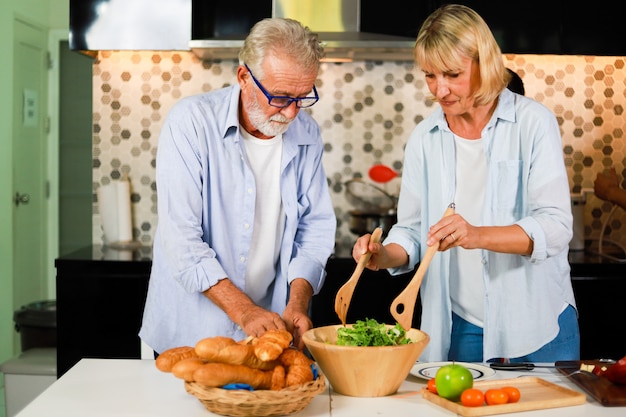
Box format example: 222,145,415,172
450,233,456,241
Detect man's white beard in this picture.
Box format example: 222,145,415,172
247,94,293,137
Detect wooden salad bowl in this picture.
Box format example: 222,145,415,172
302,324,429,397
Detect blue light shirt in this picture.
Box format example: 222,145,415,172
385,88,575,362
139,85,336,354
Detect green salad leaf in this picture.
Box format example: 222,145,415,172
336,318,413,346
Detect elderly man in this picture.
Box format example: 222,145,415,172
140,17,336,356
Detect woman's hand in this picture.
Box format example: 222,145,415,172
353,232,384,270
426,213,476,251
352,233,407,270
427,213,533,255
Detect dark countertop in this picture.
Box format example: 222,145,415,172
56,244,626,279
568,250,626,278
55,244,626,360
55,244,153,263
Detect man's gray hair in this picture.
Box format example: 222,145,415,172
239,17,325,77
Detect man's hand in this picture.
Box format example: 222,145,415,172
282,278,314,350
238,305,287,337
283,308,312,350
203,279,286,338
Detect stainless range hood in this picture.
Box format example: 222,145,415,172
190,0,416,62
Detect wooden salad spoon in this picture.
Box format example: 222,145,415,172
390,203,456,330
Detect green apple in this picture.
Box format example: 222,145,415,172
435,363,474,401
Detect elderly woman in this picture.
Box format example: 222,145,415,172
352,4,578,363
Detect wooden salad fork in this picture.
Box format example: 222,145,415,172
334,227,384,326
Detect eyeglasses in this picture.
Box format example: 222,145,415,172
245,64,319,108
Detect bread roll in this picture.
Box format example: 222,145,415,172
252,329,293,361
278,348,314,386
286,364,314,386
278,347,313,367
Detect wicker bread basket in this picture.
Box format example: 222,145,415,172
184,374,326,417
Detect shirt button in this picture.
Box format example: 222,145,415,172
247,188,253,194
240,256,246,263
244,223,250,229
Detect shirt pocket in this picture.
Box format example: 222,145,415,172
493,160,523,221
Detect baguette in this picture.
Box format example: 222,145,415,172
195,336,277,370
155,346,199,372
193,362,277,389
171,357,206,381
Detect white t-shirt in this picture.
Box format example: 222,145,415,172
240,128,285,305
450,134,487,327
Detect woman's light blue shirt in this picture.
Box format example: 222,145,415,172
140,85,336,354
385,89,575,362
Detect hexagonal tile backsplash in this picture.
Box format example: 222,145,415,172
92,51,626,258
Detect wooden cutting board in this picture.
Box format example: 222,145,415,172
422,377,585,416
556,360,626,406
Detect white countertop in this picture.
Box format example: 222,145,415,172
14,359,624,417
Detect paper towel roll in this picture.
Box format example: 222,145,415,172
97,179,133,245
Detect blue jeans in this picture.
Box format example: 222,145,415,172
448,304,580,362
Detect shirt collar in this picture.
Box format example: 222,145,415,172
223,84,242,140
494,88,516,123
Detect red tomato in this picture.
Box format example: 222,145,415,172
460,388,485,407
485,389,509,405
501,386,521,403
427,377,438,394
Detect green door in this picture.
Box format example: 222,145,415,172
12,17,49,352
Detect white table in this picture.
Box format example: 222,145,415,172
14,359,625,417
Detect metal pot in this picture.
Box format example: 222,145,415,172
344,179,397,212
348,209,397,237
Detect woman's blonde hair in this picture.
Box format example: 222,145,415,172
239,17,325,77
414,4,510,105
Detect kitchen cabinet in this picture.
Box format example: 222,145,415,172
69,0,191,51
55,246,152,378
70,0,626,56
54,246,625,379
361,0,626,56
568,251,626,360
572,276,626,360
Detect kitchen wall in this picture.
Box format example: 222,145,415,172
0,0,70,368
91,52,626,258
